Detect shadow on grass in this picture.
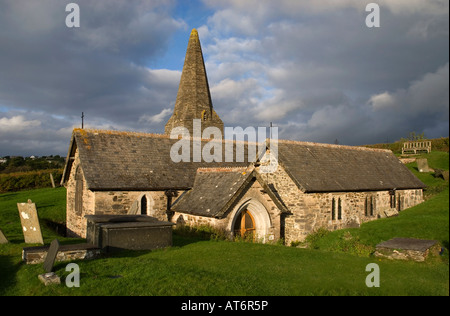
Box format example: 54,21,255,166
0,254,22,295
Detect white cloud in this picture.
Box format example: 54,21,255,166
368,92,396,110
369,63,449,116
0,115,41,132
139,108,172,124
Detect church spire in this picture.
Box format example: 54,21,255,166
165,29,224,136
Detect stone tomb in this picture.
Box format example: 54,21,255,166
17,200,44,244
85,215,175,252
374,237,441,262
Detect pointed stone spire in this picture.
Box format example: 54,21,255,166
165,29,224,137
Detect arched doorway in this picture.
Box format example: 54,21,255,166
233,209,255,240
230,199,272,243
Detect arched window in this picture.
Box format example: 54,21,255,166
74,166,83,216
140,195,147,215
138,194,155,216
370,196,374,216
337,198,342,220
331,197,336,220
364,197,368,216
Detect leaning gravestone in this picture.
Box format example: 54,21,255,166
43,239,60,273
0,228,8,244
17,199,44,244
38,239,61,285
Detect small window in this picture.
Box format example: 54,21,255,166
140,195,147,215
370,196,374,216
389,190,396,208
365,197,368,217
331,198,336,220
337,198,342,220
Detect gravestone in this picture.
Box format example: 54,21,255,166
416,158,433,173
43,239,60,273
38,239,61,286
0,228,8,244
17,200,44,244
434,169,449,181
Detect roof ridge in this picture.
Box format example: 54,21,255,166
196,166,254,173
73,128,171,139
73,128,266,146
276,139,392,153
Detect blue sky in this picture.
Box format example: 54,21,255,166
0,0,448,156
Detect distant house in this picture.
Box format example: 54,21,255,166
61,29,425,244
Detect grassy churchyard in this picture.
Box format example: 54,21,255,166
0,152,448,296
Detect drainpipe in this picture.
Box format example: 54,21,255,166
165,190,177,221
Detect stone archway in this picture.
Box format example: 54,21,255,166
229,198,272,243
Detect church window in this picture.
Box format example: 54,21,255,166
74,166,83,216
331,198,336,220
370,196,374,216
389,190,396,208
140,195,147,215
366,196,375,217
365,197,368,216
337,198,342,220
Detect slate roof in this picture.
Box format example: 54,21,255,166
273,140,426,193
62,129,425,193
171,167,290,218
171,167,253,217
61,129,252,191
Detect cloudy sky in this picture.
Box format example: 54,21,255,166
0,0,448,156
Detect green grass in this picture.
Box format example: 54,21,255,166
0,187,68,244
1,236,448,296
0,151,448,296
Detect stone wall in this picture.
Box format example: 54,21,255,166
65,149,172,238
259,163,424,245
66,150,95,238
94,191,167,220
171,180,282,243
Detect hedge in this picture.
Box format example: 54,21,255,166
0,169,63,193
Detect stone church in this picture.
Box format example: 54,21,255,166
61,29,425,245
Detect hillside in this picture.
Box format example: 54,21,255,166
363,137,449,154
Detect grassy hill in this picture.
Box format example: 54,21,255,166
0,150,448,296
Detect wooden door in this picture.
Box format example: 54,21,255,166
234,210,255,240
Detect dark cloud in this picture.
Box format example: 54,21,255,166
202,0,449,145
0,0,184,155
0,0,448,156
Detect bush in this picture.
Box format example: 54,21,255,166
174,224,230,241
304,227,330,249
